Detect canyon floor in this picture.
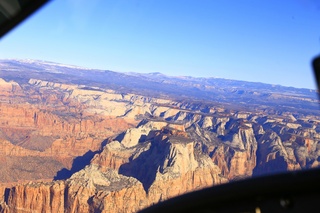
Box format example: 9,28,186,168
0,59,319,212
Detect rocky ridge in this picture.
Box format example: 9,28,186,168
0,121,226,212
0,59,319,212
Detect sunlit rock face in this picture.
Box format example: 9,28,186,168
0,78,139,183
0,122,226,213
0,59,319,212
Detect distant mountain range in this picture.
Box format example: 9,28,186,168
0,59,318,113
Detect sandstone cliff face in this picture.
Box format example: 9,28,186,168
90,141,132,171
0,121,226,212
167,114,259,180
68,166,148,213
251,115,320,176
4,181,65,213
0,103,134,182
210,120,257,179
0,167,148,213
92,121,226,207
253,131,295,175
146,137,225,202
0,78,138,183
0,78,23,98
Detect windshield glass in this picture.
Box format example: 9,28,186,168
0,1,319,212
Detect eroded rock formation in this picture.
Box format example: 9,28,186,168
0,62,318,213
0,121,226,212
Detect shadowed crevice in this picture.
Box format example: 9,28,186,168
53,138,110,181
4,188,10,204
119,136,169,192
54,150,99,180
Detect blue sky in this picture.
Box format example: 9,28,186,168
0,0,320,89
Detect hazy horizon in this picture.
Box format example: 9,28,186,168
1,58,317,90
